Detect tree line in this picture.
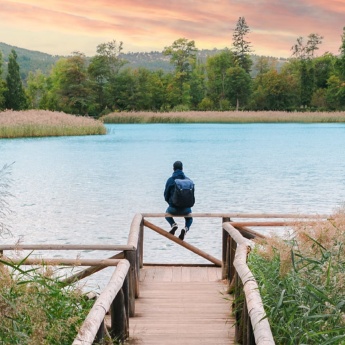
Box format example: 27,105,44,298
1,18,345,116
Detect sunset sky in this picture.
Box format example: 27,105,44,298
0,0,344,58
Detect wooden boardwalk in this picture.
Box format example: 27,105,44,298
127,266,235,345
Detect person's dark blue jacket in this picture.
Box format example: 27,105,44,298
164,169,188,207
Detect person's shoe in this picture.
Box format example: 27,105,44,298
179,227,188,240
169,223,178,235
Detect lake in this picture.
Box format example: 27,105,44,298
1,123,345,287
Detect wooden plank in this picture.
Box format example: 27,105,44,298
126,266,235,345
172,266,182,282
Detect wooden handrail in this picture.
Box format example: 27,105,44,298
142,212,327,218
73,259,130,345
127,213,143,248
0,244,134,251
0,257,123,267
223,222,275,345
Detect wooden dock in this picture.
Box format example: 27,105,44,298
127,265,235,345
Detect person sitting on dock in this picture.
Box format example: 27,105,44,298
164,161,194,240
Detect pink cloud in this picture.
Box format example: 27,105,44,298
0,0,343,57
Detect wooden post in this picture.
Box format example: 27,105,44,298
234,272,243,344
124,250,136,317
222,217,230,279
110,287,127,343
139,221,144,268
94,320,105,345
135,247,140,298
242,299,249,345
229,237,236,282
122,273,129,330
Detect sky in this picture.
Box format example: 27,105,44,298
0,0,344,58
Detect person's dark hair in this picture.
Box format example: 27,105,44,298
173,161,183,171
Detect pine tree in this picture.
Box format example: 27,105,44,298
232,17,253,73
5,49,27,110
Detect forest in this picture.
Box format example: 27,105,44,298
0,18,345,117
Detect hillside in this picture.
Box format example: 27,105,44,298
0,42,288,80
0,42,60,79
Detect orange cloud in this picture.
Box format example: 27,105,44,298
0,0,343,57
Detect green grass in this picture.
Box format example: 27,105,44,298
248,209,345,345
0,110,107,138
0,258,94,345
100,111,345,124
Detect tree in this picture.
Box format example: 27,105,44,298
163,38,198,106
232,17,253,73
88,40,128,113
291,34,323,107
206,49,235,108
291,33,323,59
0,50,7,110
163,38,198,77
335,27,345,81
26,70,49,109
49,52,94,115
224,66,252,110
4,49,27,110
251,70,299,110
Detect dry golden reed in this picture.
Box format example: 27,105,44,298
254,209,345,277
0,110,106,138
101,110,345,123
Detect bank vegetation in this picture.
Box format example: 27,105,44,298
0,110,106,138
101,110,345,124
248,209,345,344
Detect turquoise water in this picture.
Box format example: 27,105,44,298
1,123,345,272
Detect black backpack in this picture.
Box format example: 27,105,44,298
171,178,195,208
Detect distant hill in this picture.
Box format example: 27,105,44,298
0,42,60,79
0,42,288,80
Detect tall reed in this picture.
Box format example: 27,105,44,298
101,111,345,124
0,259,94,344
248,209,345,344
0,110,106,138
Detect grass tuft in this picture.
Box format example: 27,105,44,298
248,209,345,344
0,110,107,138
0,259,94,344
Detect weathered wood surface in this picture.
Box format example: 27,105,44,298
73,260,130,345
124,266,235,345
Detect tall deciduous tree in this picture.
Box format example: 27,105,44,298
335,27,345,81
224,66,252,110
50,52,93,115
5,49,27,110
232,17,253,73
0,50,7,110
206,49,235,108
163,38,198,107
291,34,323,107
88,40,127,113
26,70,49,109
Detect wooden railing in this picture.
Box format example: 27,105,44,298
0,212,326,344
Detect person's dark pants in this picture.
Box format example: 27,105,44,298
165,206,193,230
